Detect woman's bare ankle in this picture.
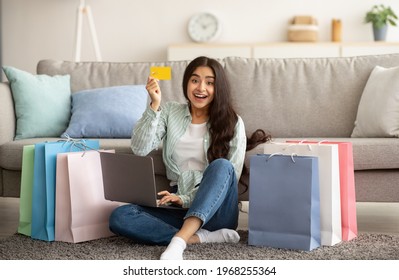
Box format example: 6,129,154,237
187,234,201,244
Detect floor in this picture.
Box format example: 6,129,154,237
1,197,398,239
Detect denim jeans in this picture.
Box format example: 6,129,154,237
109,158,239,245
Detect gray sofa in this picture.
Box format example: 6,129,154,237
1,55,399,203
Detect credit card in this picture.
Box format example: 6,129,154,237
150,66,172,80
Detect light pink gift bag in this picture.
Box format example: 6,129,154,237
55,150,122,243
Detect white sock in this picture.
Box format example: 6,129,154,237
196,228,240,243
160,236,187,260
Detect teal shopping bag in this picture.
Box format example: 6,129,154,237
248,154,321,251
31,139,100,241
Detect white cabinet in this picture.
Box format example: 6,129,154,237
253,43,340,58
167,42,399,60
341,42,399,57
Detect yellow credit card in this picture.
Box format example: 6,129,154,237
150,66,172,80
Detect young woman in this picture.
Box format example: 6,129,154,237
109,56,269,260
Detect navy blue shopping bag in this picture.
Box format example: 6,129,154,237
248,154,321,251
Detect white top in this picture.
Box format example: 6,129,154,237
172,122,207,172
131,102,247,208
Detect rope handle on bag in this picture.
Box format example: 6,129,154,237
266,152,298,163
297,139,328,145
288,139,333,150
284,143,313,151
59,133,98,156
273,140,313,151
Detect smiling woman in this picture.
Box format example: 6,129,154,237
109,56,258,260
185,66,215,124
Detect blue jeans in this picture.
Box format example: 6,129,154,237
109,158,239,245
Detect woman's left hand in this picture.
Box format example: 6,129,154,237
157,191,183,206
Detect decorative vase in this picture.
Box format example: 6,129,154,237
373,25,388,41
332,19,342,42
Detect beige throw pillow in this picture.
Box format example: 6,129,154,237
351,65,399,138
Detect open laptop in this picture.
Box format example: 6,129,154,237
100,152,184,209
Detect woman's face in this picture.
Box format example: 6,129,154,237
187,66,215,113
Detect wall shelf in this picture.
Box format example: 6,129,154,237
167,42,399,60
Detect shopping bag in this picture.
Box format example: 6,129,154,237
287,140,357,241
55,150,122,243
248,154,321,251
264,142,342,246
31,139,100,241
17,145,35,236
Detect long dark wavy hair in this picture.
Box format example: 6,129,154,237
182,56,271,165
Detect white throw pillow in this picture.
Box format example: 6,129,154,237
351,65,399,137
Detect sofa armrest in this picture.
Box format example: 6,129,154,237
0,82,15,145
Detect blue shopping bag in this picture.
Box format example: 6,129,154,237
248,154,321,251
31,139,100,241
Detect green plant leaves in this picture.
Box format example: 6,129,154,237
364,4,398,29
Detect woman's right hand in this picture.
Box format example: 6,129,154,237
157,191,183,206
146,76,161,111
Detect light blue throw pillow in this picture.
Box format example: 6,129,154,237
3,66,71,140
63,85,148,138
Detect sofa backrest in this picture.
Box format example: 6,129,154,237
37,54,399,138
37,60,189,105
224,55,399,137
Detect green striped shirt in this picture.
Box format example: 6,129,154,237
131,102,247,208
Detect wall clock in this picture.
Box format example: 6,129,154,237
187,12,222,43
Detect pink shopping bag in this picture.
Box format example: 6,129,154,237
55,150,122,243
287,140,357,241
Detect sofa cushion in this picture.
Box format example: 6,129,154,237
63,85,148,138
351,65,399,138
0,83,15,145
275,138,399,170
2,66,71,140
0,138,166,175
1,137,399,173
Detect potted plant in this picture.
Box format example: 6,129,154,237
364,4,398,41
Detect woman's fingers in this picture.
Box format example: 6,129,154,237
157,191,183,206
157,190,171,196
146,76,162,111
146,77,160,94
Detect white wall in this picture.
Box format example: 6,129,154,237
2,0,399,74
